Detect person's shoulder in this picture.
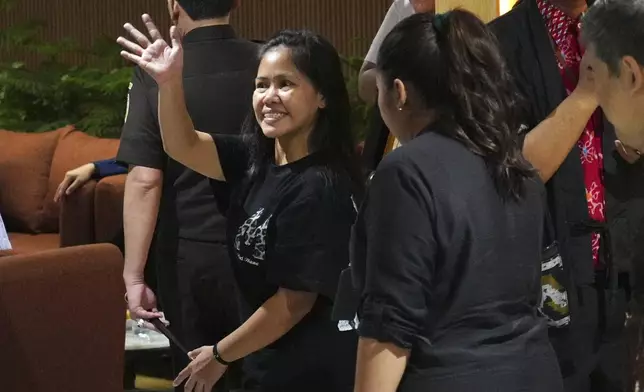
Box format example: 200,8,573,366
384,131,463,163
231,37,262,52
377,132,473,183
283,163,355,211
488,0,528,35
393,0,414,19
376,142,427,182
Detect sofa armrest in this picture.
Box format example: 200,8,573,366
59,181,97,247
94,174,126,244
0,244,125,392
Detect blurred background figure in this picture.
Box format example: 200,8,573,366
358,0,436,104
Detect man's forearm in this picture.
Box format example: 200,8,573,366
354,337,409,392
523,91,598,182
122,166,162,284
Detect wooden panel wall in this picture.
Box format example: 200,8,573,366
0,0,391,65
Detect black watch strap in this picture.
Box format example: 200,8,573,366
213,343,232,366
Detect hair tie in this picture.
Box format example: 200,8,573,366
433,12,451,34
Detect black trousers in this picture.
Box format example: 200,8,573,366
156,238,242,392
549,271,629,392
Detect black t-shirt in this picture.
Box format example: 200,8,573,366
116,25,258,243
213,135,358,391
352,129,562,392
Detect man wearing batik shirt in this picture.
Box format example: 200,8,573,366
490,0,644,391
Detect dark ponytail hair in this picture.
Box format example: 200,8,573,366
377,10,536,201
243,29,364,198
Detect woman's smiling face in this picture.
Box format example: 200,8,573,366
253,46,326,140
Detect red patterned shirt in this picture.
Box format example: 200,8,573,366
537,0,605,266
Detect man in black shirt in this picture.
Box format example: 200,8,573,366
490,0,644,390
115,1,258,390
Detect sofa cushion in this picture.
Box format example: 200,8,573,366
7,233,60,255
41,131,120,233
0,128,71,233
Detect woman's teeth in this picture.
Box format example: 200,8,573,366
264,113,285,120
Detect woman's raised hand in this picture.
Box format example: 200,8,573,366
117,14,183,85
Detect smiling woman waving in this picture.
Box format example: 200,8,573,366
118,15,363,392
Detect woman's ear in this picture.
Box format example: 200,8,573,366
393,78,408,110
318,93,327,109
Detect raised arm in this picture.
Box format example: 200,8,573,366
522,89,597,182
117,14,226,181
520,52,599,182
157,78,225,180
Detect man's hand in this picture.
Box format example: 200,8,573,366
574,53,599,107
125,280,163,329
615,140,642,164
54,163,96,202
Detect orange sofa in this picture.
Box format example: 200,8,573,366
0,244,125,392
0,127,126,254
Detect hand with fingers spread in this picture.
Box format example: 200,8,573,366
117,14,183,85
173,346,227,392
54,163,96,203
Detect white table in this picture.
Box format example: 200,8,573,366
125,328,170,351
124,322,172,390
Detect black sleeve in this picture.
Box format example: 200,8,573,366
116,67,165,169
356,161,436,349
267,180,356,299
211,134,251,186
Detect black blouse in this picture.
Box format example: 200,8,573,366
212,134,358,391
352,129,563,392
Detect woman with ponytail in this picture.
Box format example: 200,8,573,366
352,10,563,392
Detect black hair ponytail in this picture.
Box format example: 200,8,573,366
378,10,536,201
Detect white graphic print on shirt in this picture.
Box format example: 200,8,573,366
235,208,272,266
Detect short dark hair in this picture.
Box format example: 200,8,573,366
582,0,644,75
377,10,535,201
176,0,235,20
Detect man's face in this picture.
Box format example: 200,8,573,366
584,44,644,151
